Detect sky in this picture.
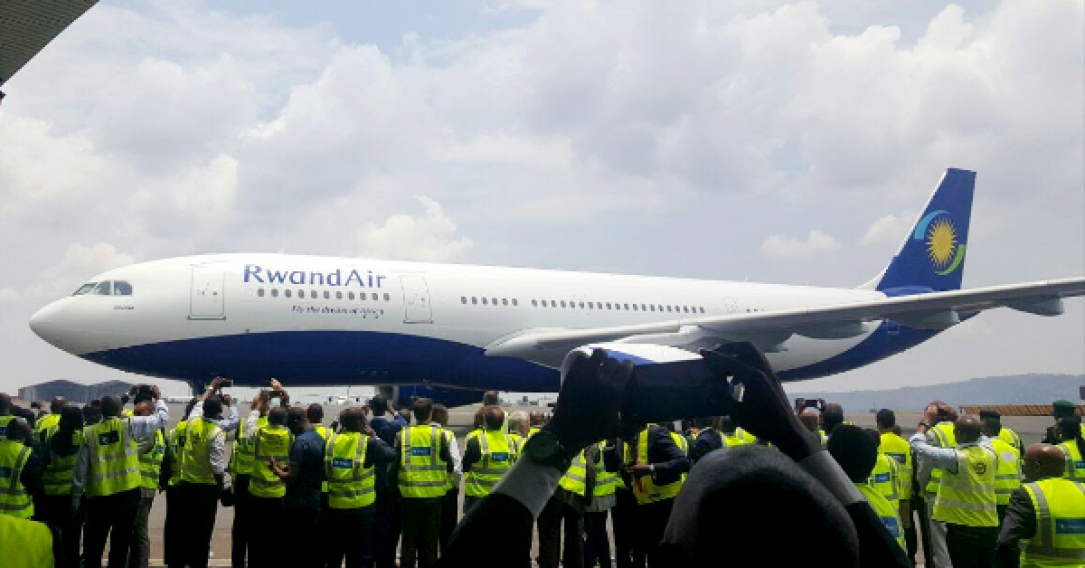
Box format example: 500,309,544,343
0,0,1082,397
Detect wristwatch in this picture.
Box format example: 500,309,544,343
522,429,572,472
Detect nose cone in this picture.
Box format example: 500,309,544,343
30,301,65,349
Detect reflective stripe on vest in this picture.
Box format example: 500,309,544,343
998,427,1024,454
868,452,900,511
880,432,914,501
594,441,618,498
314,425,331,493
933,445,998,527
167,421,189,488
399,425,448,498
231,415,267,477
249,425,292,498
1021,478,1085,565
324,432,376,509
989,438,1022,506
1058,442,1085,482
0,440,33,519
140,429,166,490
33,414,60,437
630,425,683,505
42,428,83,497
84,417,141,498
722,428,754,448
559,451,588,497
180,418,222,485
464,429,515,498
858,482,906,551
925,422,956,495
0,416,17,442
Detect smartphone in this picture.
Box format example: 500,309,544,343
802,398,822,410
621,357,729,424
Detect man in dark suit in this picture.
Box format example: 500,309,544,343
366,395,402,568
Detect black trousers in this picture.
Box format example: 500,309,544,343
538,496,584,568
163,487,184,567
612,489,642,568
635,499,673,568
36,493,84,568
176,482,220,568
946,523,998,568
373,488,400,568
326,506,376,568
584,510,612,568
231,475,251,568
439,487,459,554
83,488,141,568
400,497,442,568
247,495,283,568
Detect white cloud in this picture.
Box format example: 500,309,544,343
0,289,22,303
861,214,911,246
762,229,842,258
358,197,473,262
27,243,136,299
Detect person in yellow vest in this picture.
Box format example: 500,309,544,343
866,428,901,512
161,397,196,568
583,440,617,568
821,403,847,438
178,385,232,568
462,406,515,513
0,392,23,442
431,403,462,554
247,403,292,567
394,397,452,568
1,418,43,520
36,406,84,568
0,513,62,568
32,397,65,439
718,415,756,447
618,420,690,567
230,390,272,568
72,388,169,568
270,406,331,568
915,400,958,568
827,425,907,552
325,407,397,567
982,416,1023,526
128,398,166,568
1043,400,1084,444
877,409,917,561
1056,417,1085,482
995,443,1085,567
540,444,590,568
980,410,1024,454
911,407,999,568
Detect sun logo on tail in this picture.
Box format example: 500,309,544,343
913,210,967,276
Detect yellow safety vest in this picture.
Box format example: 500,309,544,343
84,417,141,498
1021,478,1085,567
868,452,901,512
998,427,1024,454
33,414,60,437
41,427,83,497
559,450,589,497
399,425,448,499
629,426,683,505
721,428,755,447
593,442,617,498
463,429,516,498
880,432,913,501
249,425,292,498
858,482,906,551
324,431,376,509
180,417,222,485
925,422,957,495
230,415,267,477
0,415,17,442
441,429,457,492
166,420,188,488
140,429,167,491
990,438,1022,506
314,425,331,493
933,444,998,527
1058,441,1085,482
0,514,55,568
0,440,33,519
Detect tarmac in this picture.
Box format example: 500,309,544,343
74,404,1060,566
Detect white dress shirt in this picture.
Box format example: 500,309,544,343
72,399,170,507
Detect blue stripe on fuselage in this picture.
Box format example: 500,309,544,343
778,320,944,381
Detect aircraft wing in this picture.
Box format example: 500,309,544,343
484,277,1085,367
0,0,98,87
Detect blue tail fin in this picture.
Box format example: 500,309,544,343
871,168,976,293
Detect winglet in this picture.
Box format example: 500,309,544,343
867,168,976,293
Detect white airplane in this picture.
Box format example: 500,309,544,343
30,169,1085,406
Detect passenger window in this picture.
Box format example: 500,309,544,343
113,281,133,296
682,306,689,313
271,289,279,298
285,290,292,298
650,305,656,312
491,298,497,306
700,307,705,313
588,302,594,309
605,303,611,309
502,299,508,306
560,301,566,308
348,292,355,300
472,297,478,305
335,291,342,300
324,291,330,300
93,281,112,295
512,299,518,307
299,290,307,299
257,288,265,298
623,303,630,310
384,293,390,301
532,300,538,307
73,283,97,296
579,302,585,309
462,297,468,304
632,304,638,311
482,298,489,305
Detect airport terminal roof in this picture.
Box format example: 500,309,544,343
0,0,97,87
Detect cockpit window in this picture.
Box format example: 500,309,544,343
73,283,98,296
113,281,133,296
92,282,113,295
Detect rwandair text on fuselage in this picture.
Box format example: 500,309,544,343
243,264,388,289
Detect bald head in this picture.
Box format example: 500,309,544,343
954,415,982,444
798,410,820,433
1023,443,1068,482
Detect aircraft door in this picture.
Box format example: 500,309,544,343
190,265,226,320
400,275,433,324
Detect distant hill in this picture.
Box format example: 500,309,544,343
787,374,1084,413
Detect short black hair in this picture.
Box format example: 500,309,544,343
203,396,223,420
412,398,434,423
133,392,154,406
483,406,504,430
0,393,11,413
340,408,365,432
308,404,324,424
821,404,845,435
875,409,895,429
827,425,878,483
979,409,1001,420
369,395,389,416
100,396,122,418
268,407,288,426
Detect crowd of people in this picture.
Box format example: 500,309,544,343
0,346,1083,568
